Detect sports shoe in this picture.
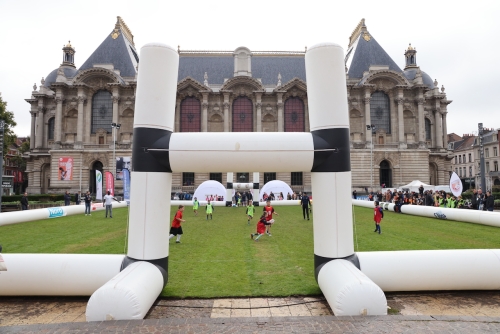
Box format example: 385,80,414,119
176,241,181,243
250,234,254,240
267,233,272,237
374,230,377,232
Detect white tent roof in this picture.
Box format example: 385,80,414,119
400,180,430,188
193,180,226,201
259,180,293,200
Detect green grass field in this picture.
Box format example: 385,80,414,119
1,205,499,298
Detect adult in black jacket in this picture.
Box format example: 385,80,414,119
64,191,71,206
485,191,495,211
20,192,29,210
470,189,478,209
301,192,311,220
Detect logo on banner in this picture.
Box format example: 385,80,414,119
434,211,447,219
96,170,103,201
47,207,65,218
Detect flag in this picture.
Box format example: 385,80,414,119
123,169,130,203
105,171,115,196
450,172,463,197
96,170,103,200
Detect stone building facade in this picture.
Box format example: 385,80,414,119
25,17,453,195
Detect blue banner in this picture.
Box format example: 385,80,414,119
123,169,130,204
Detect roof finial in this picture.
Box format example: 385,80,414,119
204,72,208,86
277,72,282,87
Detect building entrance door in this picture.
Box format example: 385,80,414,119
379,160,392,188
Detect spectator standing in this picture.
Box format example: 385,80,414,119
84,191,92,216
485,191,494,211
20,192,29,210
470,189,478,209
352,190,357,199
476,189,485,210
64,191,71,206
75,191,81,205
301,192,311,220
419,184,424,196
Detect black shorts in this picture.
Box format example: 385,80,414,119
169,226,183,235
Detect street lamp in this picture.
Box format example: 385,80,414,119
111,123,121,179
367,124,376,191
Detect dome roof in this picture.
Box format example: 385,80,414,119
403,68,434,89
44,66,78,87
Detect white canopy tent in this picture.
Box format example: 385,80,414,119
259,180,294,201
398,180,434,192
193,180,226,201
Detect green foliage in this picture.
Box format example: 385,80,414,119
0,94,17,157
1,205,500,298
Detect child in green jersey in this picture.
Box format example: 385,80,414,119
193,197,199,216
246,202,255,225
206,200,214,220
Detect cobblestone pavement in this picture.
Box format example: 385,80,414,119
2,315,500,333
2,292,500,333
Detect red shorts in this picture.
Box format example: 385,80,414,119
257,222,266,234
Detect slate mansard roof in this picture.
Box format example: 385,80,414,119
178,55,306,85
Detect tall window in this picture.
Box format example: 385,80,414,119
183,172,194,186
232,97,253,132
291,172,303,186
469,153,472,162
494,147,498,156
486,148,490,158
463,154,466,163
455,156,457,164
425,118,432,140
494,161,498,172
180,97,201,132
459,156,462,164
47,117,55,140
469,166,472,176
264,172,276,184
486,162,490,173
209,173,222,183
91,90,113,133
370,91,391,134
284,97,305,132
459,167,462,177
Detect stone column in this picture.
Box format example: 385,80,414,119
84,96,92,144
442,110,448,148
277,93,284,132
112,95,119,125
364,93,371,147
201,93,208,132
397,89,405,148
54,95,63,147
35,107,44,148
175,98,181,131
223,93,230,132
76,90,86,148
434,108,443,148
255,92,262,132
30,112,36,149
417,92,425,147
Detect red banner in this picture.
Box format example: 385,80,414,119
58,157,74,181
105,171,115,196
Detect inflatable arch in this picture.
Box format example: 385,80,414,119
2,42,500,321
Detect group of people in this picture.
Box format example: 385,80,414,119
234,191,253,206
360,185,495,212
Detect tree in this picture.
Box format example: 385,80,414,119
0,93,17,157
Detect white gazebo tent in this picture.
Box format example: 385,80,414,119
259,180,293,201
398,180,434,193
193,180,227,201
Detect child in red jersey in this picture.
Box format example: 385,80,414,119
251,213,270,241
374,201,383,234
169,205,185,243
263,199,278,236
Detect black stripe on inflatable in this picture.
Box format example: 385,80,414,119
121,256,169,287
311,128,351,173
132,127,172,173
253,201,260,206
225,201,232,207
314,253,359,283
227,182,233,189
253,183,259,190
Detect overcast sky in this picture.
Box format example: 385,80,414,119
1,0,498,138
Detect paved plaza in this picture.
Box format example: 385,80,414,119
1,292,500,333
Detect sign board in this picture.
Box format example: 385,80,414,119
2,179,13,188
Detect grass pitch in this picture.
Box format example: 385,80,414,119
1,205,499,298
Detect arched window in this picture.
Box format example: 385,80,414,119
91,90,113,134
425,118,432,140
379,160,392,188
47,117,55,140
370,91,391,134
180,97,201,132
284,97,305,132
232,97,253,132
